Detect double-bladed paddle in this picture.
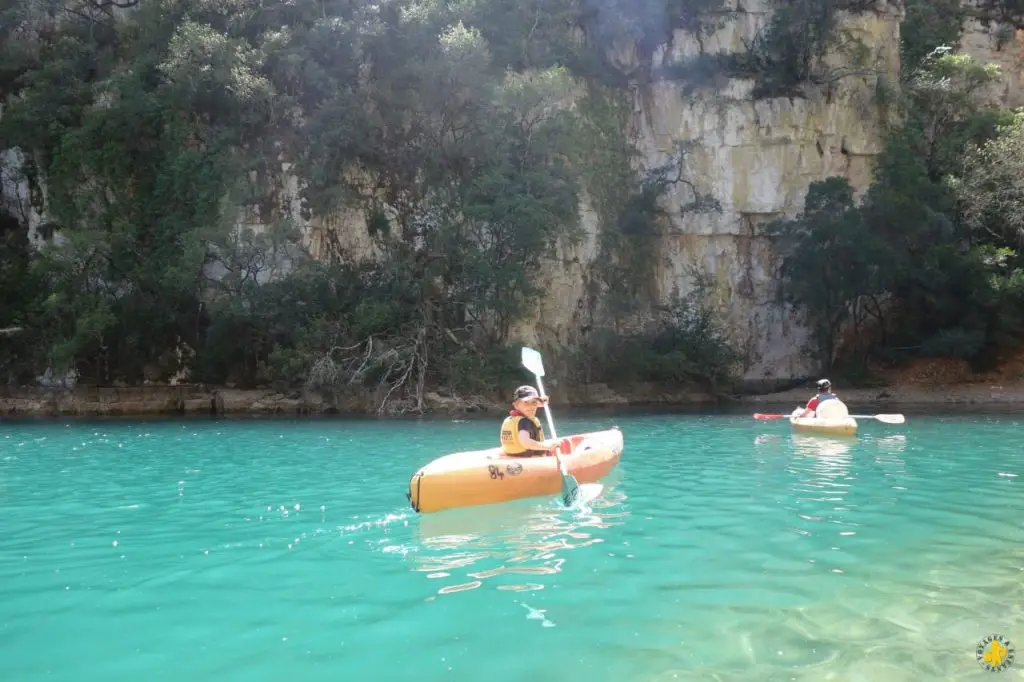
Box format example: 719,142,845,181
753,412,906,424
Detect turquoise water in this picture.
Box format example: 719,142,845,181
1,412,1022,681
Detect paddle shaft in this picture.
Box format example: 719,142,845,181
535,375,558,440
534,376,571,476
533,376,579,499
521,345,580,506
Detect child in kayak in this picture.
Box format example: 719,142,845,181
499,385,560,457
795,378,845,418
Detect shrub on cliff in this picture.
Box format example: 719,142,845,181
575,273,742,393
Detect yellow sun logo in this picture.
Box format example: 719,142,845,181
977,634,1016,672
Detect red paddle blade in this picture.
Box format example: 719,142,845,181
752,413,786,420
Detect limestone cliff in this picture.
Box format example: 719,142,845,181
299,0,909,388
518,1,906,387
517,1,1024,387
960,14,1024,108
5,0,1024,393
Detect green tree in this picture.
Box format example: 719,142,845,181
958,110,1024,246
768,177,889,371
858,49,1014,364
771,46,1024,372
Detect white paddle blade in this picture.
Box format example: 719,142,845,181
521,346,545,377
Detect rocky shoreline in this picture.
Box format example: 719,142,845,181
0,382,720,418
1,375,1024,418
737,382,1024,409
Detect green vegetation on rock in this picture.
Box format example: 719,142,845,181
769,31,1024,378
0,0,740,412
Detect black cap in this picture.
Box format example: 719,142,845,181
513,385,540,401
816,378,831,391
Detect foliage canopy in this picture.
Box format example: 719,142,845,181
0,0,740,410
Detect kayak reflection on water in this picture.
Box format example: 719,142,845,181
410,474,626,595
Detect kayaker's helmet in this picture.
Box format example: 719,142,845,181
513,385,541,402
816,378,832,392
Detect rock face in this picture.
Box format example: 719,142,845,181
960,16,1024,107
516,0,905,387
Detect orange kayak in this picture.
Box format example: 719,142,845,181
406,427,624,513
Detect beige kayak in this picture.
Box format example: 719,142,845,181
406,427,624,513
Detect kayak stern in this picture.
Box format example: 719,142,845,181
789,415,858,437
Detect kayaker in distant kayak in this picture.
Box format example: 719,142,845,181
796,378,839,418
500,385,560,457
